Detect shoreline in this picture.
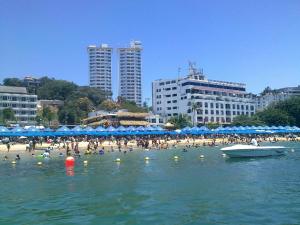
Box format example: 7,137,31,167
1,136,299,154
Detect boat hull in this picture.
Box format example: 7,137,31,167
221,145,286,158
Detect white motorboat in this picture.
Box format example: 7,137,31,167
221,144,287,158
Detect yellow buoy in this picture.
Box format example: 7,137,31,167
83,160,88,166
144,157,150,161
11,161,16,164
37,162,42,166
174,156,179,160
115,158,121,162
199,155,205,159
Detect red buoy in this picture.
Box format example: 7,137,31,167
65,156,75,167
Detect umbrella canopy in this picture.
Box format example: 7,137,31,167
72,126,83,132
182,126,192,132
107,126,116,132
44,128,53,132
0,126,9,132
127,126,136,132
84,126,94,132
145,126,155,131
152,126,163,131
26,126,39,132
199,126,209,131
56,126,70,132
95,126,106,132
11,127,24,132
116,126,126,131
136,126,145,131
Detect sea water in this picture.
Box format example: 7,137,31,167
0,142,300,225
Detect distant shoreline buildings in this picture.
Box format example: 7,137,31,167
88,41,142,106
256,86,300,111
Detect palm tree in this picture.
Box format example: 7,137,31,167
191,102,197,127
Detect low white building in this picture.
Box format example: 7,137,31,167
0,86,37,124
146,112,165,126
152,66,256,125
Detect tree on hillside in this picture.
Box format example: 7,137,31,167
98,100,120,111
70,86,107,107
75,97,94,114
37,79,78,100
58,106,77,125
120,100,148,113
168,114,192,129
272,97,300,127
3,78,23,87
256,108,295,126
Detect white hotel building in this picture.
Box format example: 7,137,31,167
152,67,256,125
88,44,112,97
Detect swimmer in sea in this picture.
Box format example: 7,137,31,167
15,154,21,160
3,156,8,161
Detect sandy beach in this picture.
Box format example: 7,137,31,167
1,136,299,155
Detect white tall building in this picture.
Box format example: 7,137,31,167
88,44,112,97
152,65,256,125
118,41,142,106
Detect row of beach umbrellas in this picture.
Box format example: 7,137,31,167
0,125,299,137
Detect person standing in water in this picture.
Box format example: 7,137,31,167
6,143,10,152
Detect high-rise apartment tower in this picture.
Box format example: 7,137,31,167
118,41,142,106
88,44,112,97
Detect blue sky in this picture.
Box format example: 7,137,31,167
1,0,300,105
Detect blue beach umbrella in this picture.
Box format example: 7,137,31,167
95,126,106,132
72,126,83,132
56,126,70,132
27,126,40,132
0,126,9,132
44,128,53,132
11,126,24,132
116,126,126,132
107,126,116,132
84,126,94,132
127,126,136,132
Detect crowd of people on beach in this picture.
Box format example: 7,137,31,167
1,133,299,161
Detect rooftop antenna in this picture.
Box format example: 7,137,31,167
177,67,181,80
188,61,197,77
